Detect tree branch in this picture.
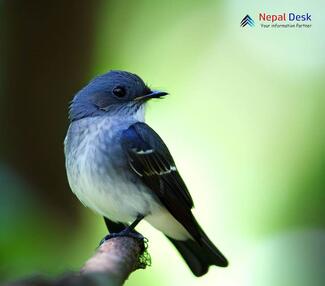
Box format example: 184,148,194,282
7,237,149,286
81,237,147,283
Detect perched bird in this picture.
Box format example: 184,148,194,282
64,70,228,276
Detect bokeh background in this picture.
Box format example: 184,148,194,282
0,0,324,285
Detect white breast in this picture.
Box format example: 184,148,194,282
65,113,160,223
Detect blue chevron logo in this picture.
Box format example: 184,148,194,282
240,15,255,27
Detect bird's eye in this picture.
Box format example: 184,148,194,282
113,86,126,97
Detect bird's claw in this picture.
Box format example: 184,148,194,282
99,229,146,249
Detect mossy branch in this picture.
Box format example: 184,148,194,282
6,237,150,286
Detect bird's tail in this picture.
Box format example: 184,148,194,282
166,226,228,276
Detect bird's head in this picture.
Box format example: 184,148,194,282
69,70,168,122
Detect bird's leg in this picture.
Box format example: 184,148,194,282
126,214,144,231
100,215,145,246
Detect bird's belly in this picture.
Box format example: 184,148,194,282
66,146,159,223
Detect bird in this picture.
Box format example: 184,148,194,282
64,70,228,276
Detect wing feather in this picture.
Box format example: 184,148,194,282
121,122,201,240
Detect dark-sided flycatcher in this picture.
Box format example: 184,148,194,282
64,70,228,276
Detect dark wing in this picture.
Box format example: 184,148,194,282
121,122,201,240
121,123,229,272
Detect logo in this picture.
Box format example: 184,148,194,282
240,15,255,27
240,13,312,29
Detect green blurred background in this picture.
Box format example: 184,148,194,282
0,0,324,285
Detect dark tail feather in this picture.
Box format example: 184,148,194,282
166,233,228,277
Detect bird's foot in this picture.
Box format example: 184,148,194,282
98,228,151,268
99,228,147,251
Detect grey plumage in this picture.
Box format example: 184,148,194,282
64,70,228,276
65,99,189,239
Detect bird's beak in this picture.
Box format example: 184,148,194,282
135,90,168,101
